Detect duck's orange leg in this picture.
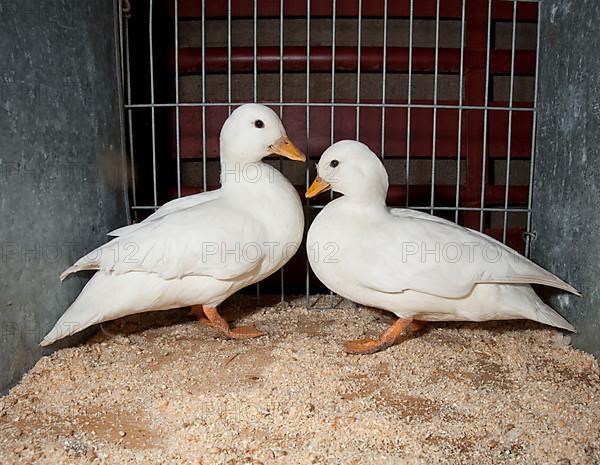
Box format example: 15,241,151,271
409,320,426,332
191,305,265,339
344,318,413,355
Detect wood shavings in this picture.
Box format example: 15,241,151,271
0,296,598,464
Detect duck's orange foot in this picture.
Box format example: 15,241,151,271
343,338,394,354
191,305,265,339
409,320,426,332
343,317,413,355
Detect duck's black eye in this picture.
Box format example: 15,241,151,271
254,119,264,129
330,160,339,168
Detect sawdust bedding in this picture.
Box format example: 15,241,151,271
1,295,599,464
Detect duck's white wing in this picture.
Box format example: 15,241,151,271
349,208,579,298
62,199,265,281
108,191,221,237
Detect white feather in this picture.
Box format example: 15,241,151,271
307,140,578,331
42,104,304,346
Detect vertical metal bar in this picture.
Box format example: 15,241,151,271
305,0,311,305
329,0,337,308
430,0,440,214
118,0,125,100
279,1,284,115
478,0,493,231
253,0,258,103
174,0,181,198
525,4,542,257
380,0,388,160
462,2,488,231
253,0,260,303
330,0,336,146
502,0,518,243
227,0,232,114
355,0,362,139
124,19,137,219
201,0,207,190
454,0,466,223
405,0,414,207
279,0,285,303
149,0,158,208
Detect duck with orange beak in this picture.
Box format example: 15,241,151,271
306,140,578,355
42,104,306,346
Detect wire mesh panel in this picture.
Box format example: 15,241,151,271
122,0,540,300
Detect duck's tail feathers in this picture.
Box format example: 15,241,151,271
484,276,581,297
531,299,576,333
527,276,581,297
59,265,78,281
41,274,112,346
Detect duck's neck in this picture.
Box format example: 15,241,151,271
340,188,388,208
220,160,267,188
334,194,388,213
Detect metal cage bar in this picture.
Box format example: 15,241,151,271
478,0,493,232
148,0,158,207
125,102,535,112
124,20,137,220
253,0,260,302
305,0,311,304
279,0,285,303
430,0,441,214
380,0,388,160
174,0,182,198
525,2,542,257
227,0,232,114
355,0,362,140
454,0,466,224
405,0,414,207
201,0,207,190
502,0,518,243
330,0,337,147
327,0,338,308
253,0,258,103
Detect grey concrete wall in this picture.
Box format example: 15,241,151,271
0,1,129,393
531,0,600,357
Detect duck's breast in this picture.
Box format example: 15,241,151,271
231,164,304,277
307,201,367,296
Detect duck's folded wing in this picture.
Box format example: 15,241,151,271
350,208,579,298
108,191,221,237
62,201,265,281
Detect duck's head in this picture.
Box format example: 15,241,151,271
306,140,389,204
220,104,305,163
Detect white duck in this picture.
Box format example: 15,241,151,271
41,104,305,346
306,140,578,354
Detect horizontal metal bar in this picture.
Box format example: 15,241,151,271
175,47,535,75
131,206,163,210
168,185,530,207
171,0,538,21
124,101,535,112
307,206,531,213
132,204,531,213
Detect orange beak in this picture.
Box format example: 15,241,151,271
305,176,331,198
268,136,306,162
